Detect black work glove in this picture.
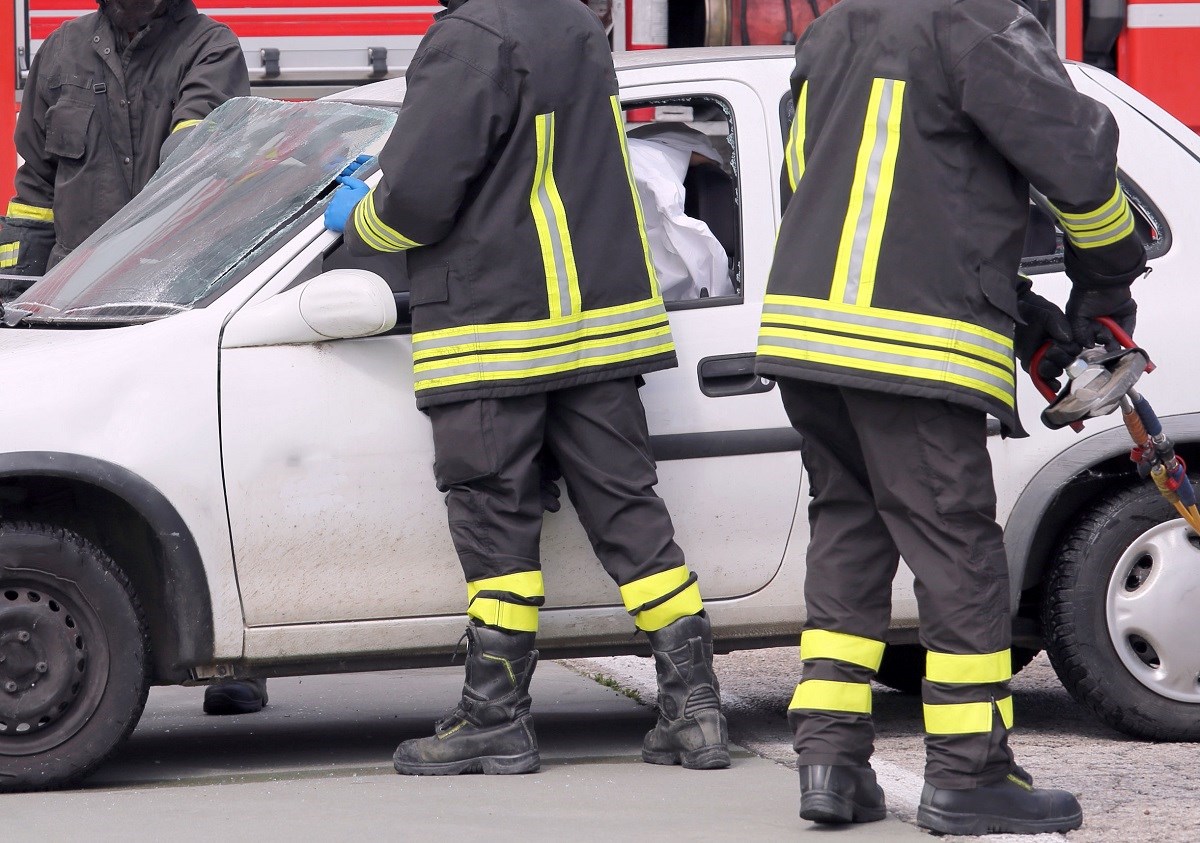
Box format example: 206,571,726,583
539,448,562,514
1065,284,1137,350
1014,288,1080,392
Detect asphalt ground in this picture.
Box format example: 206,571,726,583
568,649,1200,843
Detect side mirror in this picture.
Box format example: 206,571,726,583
223,268,397,348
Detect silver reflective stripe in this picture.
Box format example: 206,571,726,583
412,300,667,355
1066,208,1135,247
841,80,897,305
535,112,575,317
761,332,1014,395
416,330,671,380
1054,193,1124,229
761,300,1012,365
786,82,807,191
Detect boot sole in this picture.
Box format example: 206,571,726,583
916,804,1083,835
393,750,541,776
202,693,266,716
800,791,887,825
642,745,731,770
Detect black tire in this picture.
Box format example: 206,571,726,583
874,643,1039,695
0,521,149,791
1043,482,1200,741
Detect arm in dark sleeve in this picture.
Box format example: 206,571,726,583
345,20,515,256
948,3,1146,286
2,43,57,276
780,28,813,212
159,24,251,164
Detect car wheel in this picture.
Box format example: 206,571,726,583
0,521,149,791
874,644,1039,695
1043,482,1200,741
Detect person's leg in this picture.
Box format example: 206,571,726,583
842,388,1080,834
393,394,548,776
778,379,896,823
545,377,727,769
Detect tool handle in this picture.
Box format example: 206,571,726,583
1030,342,1085,433
1095,316,1156,373
1132,394,1163,438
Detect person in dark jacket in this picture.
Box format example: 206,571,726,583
0,0,262,715
758,0,1146,834
0,0,250,298
325,0,728,776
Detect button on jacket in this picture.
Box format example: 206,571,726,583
1,0,249,278
757,0,1146,434
344,0,674,409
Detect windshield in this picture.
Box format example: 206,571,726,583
8,97,396,324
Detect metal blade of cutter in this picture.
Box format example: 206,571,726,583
1042,347,1151,430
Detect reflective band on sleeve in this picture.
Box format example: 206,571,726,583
1050,181,1136,251
789,680,873,714
620,565,704,632
6,201,53,222
352,187,422,254
830,78,905,307
0,242,19,268
925,649,1012,685
466,570,546,602
800,629,886,671
923,696,1014,735
467,598,539,633
531,112,582,319
786,82,808,192
610,96,661,298
172,119,203,134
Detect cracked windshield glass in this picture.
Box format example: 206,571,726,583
9,97,396,323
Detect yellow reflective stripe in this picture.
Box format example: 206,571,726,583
785,82,808,192
926,650,1012,685
619,565,691,612
0,242,19,268
619,565,703,630
1066,203,1135,249
763,293,1010,350
830,78,881,304
1050,181,1138,250
172,118,202,134
1051,180,1122,223
6,201,52,222
800,629,885,671
467,597,539,633
466,570,545,602
414,296,665,343
531,114,562,317
854,80,904,306
924,696,1014,735
413,311,667,362
353,187,421,253
789,680,872,714
610,96,661,299
635,583,703,631
415,325,670,372
530,112,582,319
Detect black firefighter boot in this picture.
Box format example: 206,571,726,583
917,771,1083,835
393,623,540,775
799,765,887,824
641,613,731,770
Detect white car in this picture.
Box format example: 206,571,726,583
1,47,1197,792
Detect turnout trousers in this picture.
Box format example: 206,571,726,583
779,379,1015,789
427,377,702,635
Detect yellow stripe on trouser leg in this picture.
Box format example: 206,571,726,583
789,680,873,714
799,629,886,671
466,570,545,633
925,649,1012,684
923,696,1014,734
619,565,703,632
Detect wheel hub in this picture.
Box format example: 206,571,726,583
0,588,87,736
1106,520,1200,704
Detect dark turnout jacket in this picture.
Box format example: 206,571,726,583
345,0,674,409
757,0,1146,434
0,0,248,281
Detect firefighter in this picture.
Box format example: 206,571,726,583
0,0,250,297
0,0,263,716
759,0,1145,834
324,0,728,776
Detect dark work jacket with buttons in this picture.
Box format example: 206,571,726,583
756,0,1147,435
1,0,248,284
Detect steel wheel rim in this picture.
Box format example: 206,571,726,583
1105,518,1200,704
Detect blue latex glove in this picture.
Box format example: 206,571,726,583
340,154,375,179
324,176,369,233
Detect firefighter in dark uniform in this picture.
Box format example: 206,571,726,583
759,0,1146,834
0,0,250,297
0,0,263,717
325,0,728,775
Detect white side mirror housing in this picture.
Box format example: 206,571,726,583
223,269,397,348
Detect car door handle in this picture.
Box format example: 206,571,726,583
698,353,776,398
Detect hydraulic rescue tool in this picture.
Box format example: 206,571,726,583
1031,316,1200,533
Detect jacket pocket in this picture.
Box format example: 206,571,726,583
44,100,93,161
977,262,1021,323
409,263,449,307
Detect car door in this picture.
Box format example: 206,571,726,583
218,78,800,633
